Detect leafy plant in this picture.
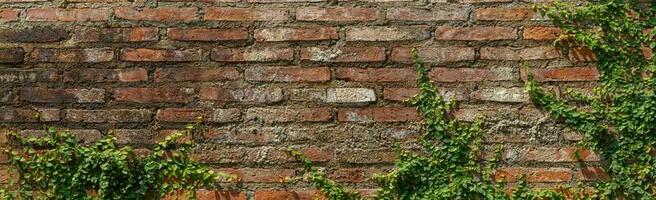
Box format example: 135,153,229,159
0,120,227,200
292,0,656,199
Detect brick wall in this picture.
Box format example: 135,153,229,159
0,0,605,199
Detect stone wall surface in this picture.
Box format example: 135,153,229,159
0,0,605,199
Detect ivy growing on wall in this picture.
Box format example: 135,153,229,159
292,0,656,199
0,121,226,200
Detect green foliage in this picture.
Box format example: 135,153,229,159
0,122,226,200
293,0,656,199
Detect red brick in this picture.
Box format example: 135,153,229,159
0,9,20,22
521,67,599,82
335,68,416,82
337,107,419,122
113,88,194,103
65,109,151,123
0,48,24,63
115,7,198,22
20,88,105,103
245,107,332,123
73,27,159,43
26,8,109,22
523,27,561,40
154,67,239,82
474,8,536,21
205,8,288,21
164,189,247,200
218,168,295,183
0,69,58,83
386,7,468,21
294,190,326,200
435,26,516,41
120,48,203,62
31,48,113,63
0,108,60,122
578,167,609,181
0,27,69,43
167,28,248,41
301,47,385,62
211,47,293,62
480,46,561,60
63,68,148,83
254,27,338,42
245,67,330,82
156,108,240,123
199,87,282,103
391,47,475,63
346,26,430,41
495,167,573,183
429,67,515,82
296,7,378,22
519,147,600,162
254,190,296,200
568,47,597,62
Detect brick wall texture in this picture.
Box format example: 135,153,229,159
0,0,606,199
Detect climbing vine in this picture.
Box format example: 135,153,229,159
292,0,656,199
0,120,226,200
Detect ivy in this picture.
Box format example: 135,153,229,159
0,120,228,200
292,0,656,199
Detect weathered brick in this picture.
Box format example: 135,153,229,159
495,168,573,183
63,68,148,83
296,7,378,22
459,0,512,2
0,27,68,43
211,47,293,62
73,27,159,43
254,190,296,200
429,67,515,82
470,87,529,103
0,89,16,104
65,109,151,123
120,48,203,62
337,107,419,122
329,168,380,183
26,8,109,22
31,48,113,63
523,27,561,40
326,88,376,103
20,88,105,103
245,107,332,123
218,168,295,183
386,7,469,21
391,47,475,63
0,69,58,83
156,108,241,123
0,108,59,122
435,26,517,41
0,9,19,22
20,129,101,144
568,47,597,62
518,147,600,162
115,7,198,22
384,88,468,102
338,149,396,164
113,88,194,103
301,47,385,62
346,26,430,41
254,27,337,42
521,67,599,82
480,46,561,60
245,67,330,82
288,89,326,102
205,8,288,21
199,87,282,103
194,190,247,200
167,28,248,41
335,68,415,82
578,167,609,181
154,67,239,82
474,8,537,21
0,48,24,63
